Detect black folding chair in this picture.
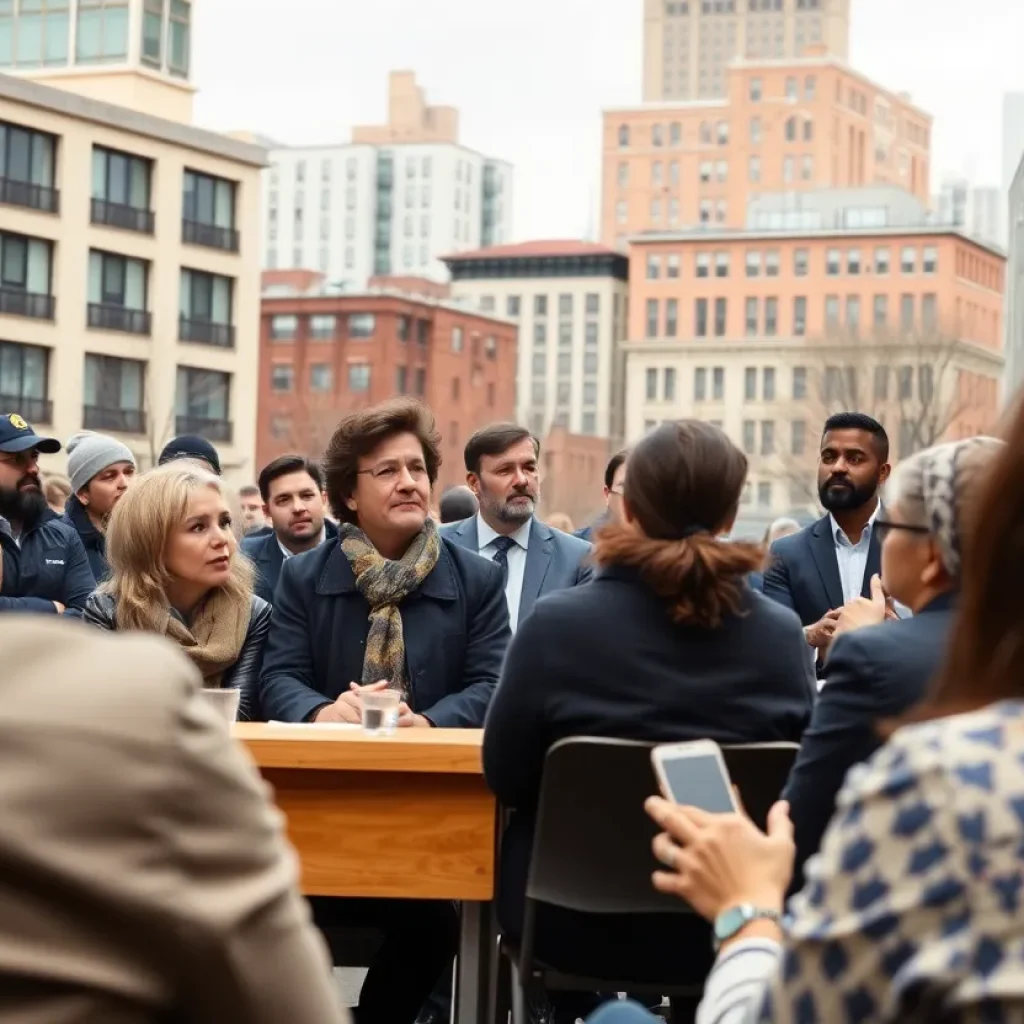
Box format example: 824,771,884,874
499,737,799,1023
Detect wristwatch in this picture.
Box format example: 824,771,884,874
713,903,783,950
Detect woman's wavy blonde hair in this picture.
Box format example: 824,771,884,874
101,461,253,632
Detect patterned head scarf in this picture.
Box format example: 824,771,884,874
891,436,1004,579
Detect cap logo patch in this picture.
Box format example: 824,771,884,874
8,414,26,430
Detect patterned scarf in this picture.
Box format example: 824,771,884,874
157,589,249,687
339,519,441,692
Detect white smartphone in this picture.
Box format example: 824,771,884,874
651,739,739,812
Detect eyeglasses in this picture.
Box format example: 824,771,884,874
357,460,428,483
875,519,931,544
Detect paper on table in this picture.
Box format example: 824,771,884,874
267,720,362,730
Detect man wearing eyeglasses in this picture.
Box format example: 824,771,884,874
0,413,96,615
574,449,628,543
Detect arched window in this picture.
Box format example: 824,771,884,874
785,116,797,142
618,124,630,148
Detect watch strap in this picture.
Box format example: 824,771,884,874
713,903,783,950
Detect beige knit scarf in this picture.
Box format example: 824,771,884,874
158,590,249,686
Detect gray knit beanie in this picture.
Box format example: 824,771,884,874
66,431,136,493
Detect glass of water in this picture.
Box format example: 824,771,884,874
360,688,402,736
200,687,241,728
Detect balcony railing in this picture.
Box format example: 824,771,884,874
179,317,235,348
175,415,233,443
83,405,146,434
181,219,240,253
91,198,155,235
87,303,152,335
0,287,55,320
0,176,60,214
0,395,52,424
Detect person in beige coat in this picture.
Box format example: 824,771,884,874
0,617,349,1024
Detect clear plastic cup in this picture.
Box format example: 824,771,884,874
360,689,402,736
200,687,241,727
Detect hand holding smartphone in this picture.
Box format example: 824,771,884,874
651,739,737,812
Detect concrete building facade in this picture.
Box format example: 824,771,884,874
933,177,1004,249
624,192,1005,517
257,271,517,495
643,0,850,102
262,72,513,288
0,70,265,481
443,241,630,446
603,51,932,248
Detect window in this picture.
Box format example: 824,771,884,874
874,365,889,400
271,365,293,393
900,294,915,331
179,269,232,346
745,297,758,336
507,295,521,317
394,366,408,394
696,252,711,278
793,296,807,336
615,200,627,225
825,294,839,328
712,367,724,400
645,367,658,400
826,248,841,275
699,199,712,223
348,313,376,338
761,421,775,455
87,249,148,332
665,298,678,337
792,366,807,399
270,314,297,341
805,75,816,101
646,254,661,280
533,322,547,346
847,248,861,275
785,116,797,142
584,351,598,374
617,162,628,187
651,161,663,187
742,420,756,454
793,248,808,276
167,0,189,76
664,367,677,401
451,326,464,352
534,295,548,317
801,154,814,181
749,77,762,101
0,341,49,417
783,156,794,183
669,160,679,185
764,297,778,336
650,197,662,220
557,352,571,376
479,296,495,314
585,322,598,347
714,297,727,337
874,246,890,275
750,117,762,144
667,254,680,279
83,353,144,431
746,251,761,278
717,122,729,145
919,365,934,404
670,121,682,146
922,293,937,331
309,314,336,340
700,160,713,183
694,367,707,401
76,0,129,64
901,246,916,274
414,368,426,396
744,366,757,400
646,298,659,338
557,322,572,349
90,145,152,230
846,295,861,335
309,364,333,392
873,294,888,329
652,123,664,147
923,246,938,274
348,364,371,393
0,121,57,212
532,352,546,375
898,365,913,400
182,170,237,251
765,250,779,277
695,298,708,337
785,76,798,101
714,252,729,278
749,155,761,182
715,160,728,182
0,230,52,313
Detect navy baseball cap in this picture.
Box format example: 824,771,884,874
0,413,61,455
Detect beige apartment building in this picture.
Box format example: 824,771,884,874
604,50,932,248
0,71,265,481
643,0,850,102
623,190,1004,519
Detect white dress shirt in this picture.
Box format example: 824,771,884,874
829,505,879,604
476,515,531,633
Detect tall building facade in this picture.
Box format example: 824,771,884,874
623,189,1004,517
443,241,630,445
0,71,265,482
257,271,517,495
603,51,932,248
262,72,513,288
643,0,850,102
933,177,1004,249
0,0,195,121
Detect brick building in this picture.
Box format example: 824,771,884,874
603,48,932,248
257,272,517,495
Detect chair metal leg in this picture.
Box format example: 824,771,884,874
510,960,527,1024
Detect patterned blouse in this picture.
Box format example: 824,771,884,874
698,700,1024,1024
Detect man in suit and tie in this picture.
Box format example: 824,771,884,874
240,454,337,603
442,423,592,632
763,412,891,663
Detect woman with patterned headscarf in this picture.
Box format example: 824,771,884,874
783,434,1005,877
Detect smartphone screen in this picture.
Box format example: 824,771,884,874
658,753,736,812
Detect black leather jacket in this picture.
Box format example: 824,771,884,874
83,591,272,721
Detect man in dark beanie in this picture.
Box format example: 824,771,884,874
158,435,222,476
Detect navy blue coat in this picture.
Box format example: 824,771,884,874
61,496,109,584
259,535,511,726
0,509,95,615
240,519,339,604
784,591,955,877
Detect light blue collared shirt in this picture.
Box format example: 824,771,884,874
477,515,531,633
829,504,879,604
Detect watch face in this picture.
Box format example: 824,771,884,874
714,904,751,941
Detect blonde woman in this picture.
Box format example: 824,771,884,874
84,462,271,720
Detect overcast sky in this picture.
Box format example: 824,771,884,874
192,0,1024,241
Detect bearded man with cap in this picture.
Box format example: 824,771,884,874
0,413,96,615
62,432,137,583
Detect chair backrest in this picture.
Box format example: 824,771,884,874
525,738,800,915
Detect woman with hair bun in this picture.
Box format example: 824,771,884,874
483,419,813,1024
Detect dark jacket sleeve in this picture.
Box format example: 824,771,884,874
421,558,510,728
60,528,97,617
225,597,272,722
482,606,549,809
0,594,58,613
258,559,332,724
783,631,885,875
761,543,796,613
83,590,116,629
240,537,275,605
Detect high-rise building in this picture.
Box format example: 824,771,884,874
262,72,513,287
0,0,195,121
933,177,1004,249
643,0,850,102
604,50,932,248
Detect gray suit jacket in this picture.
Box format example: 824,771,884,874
441,515,593,625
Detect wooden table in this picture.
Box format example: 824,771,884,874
234,724,497,1024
